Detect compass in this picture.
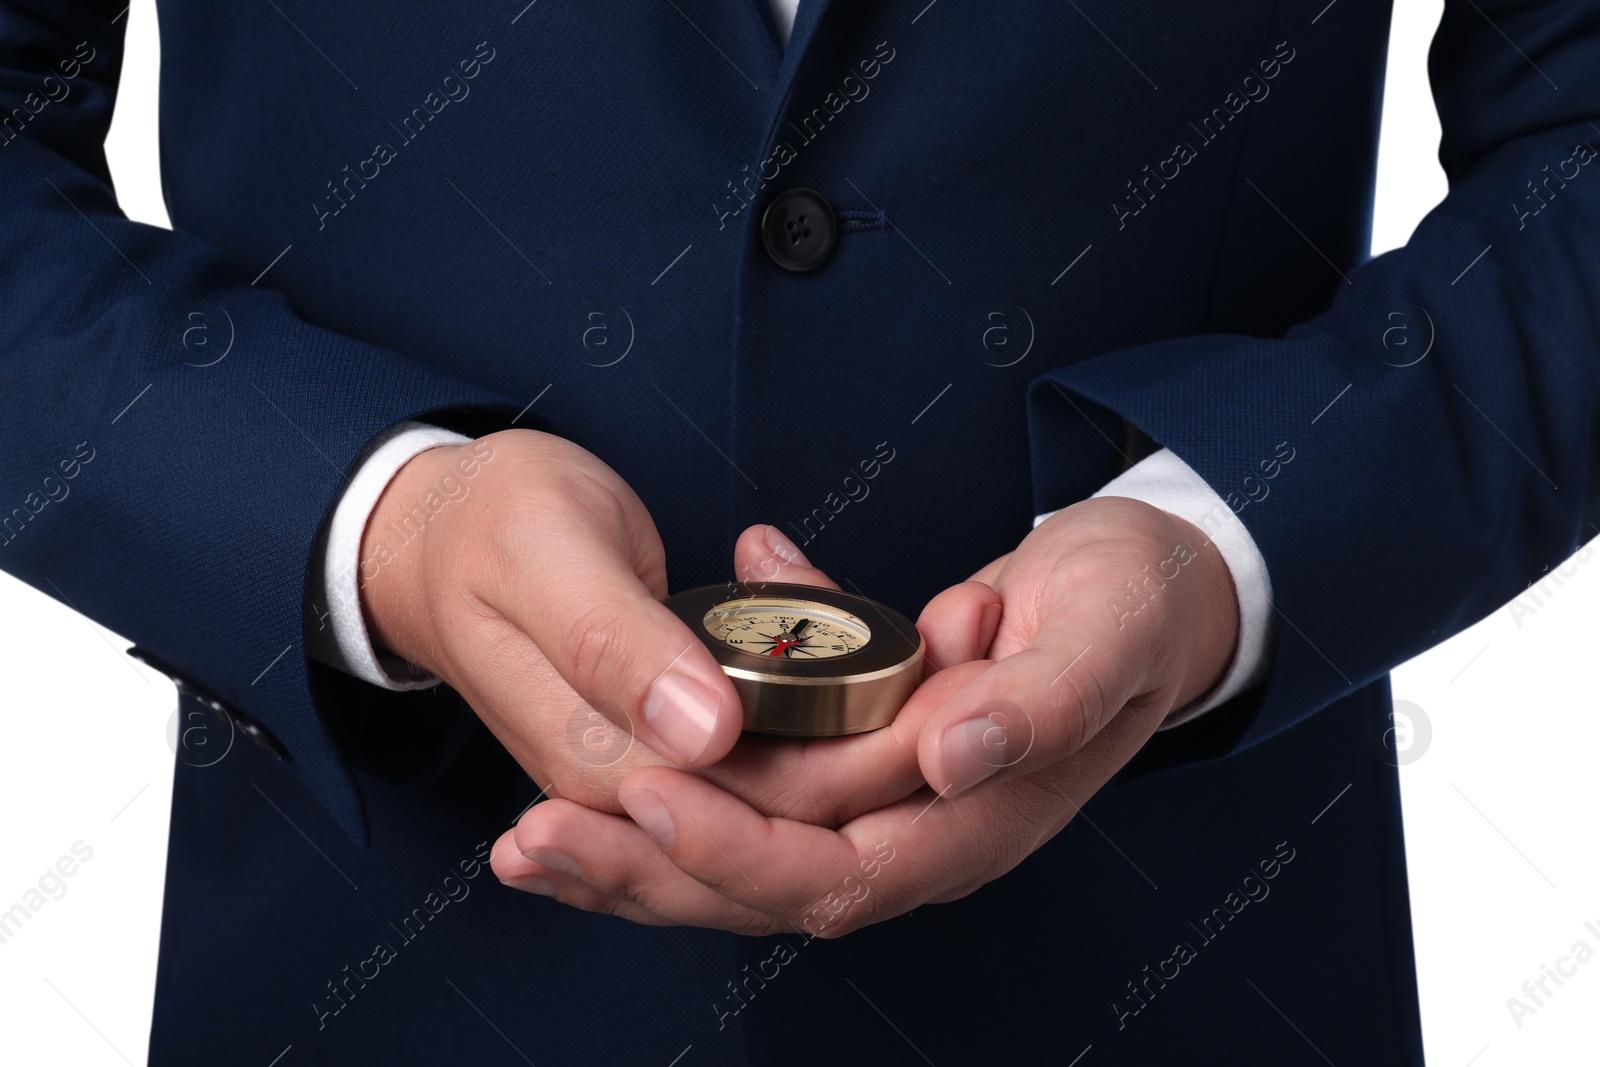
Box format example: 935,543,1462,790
665,582,925,737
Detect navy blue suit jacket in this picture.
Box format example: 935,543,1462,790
3,0,1597,1062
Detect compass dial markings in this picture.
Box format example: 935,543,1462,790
702,598,870,661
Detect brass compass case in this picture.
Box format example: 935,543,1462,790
665,582,926,737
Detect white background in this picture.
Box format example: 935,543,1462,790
2,1,1596,1063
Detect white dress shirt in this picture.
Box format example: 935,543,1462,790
307,0,1273,726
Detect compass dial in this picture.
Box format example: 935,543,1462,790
703,597,871,660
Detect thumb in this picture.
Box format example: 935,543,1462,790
505,535,746,770
733,525,841,590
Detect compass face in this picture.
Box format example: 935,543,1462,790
703,597,871,660
667,582,924,736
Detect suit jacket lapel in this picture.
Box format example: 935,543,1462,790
755,0,839,158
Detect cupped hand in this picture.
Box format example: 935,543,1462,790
489,497,1239,935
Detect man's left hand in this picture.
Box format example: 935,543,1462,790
489,497,1240,935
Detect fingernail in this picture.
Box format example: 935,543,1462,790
522,846,582,879
765,525,810,566
941,715,1007,796
620,789,677,847
644,670,722,764
977,601,1003,652
503,874,557,897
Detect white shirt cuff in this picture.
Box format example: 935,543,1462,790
308,421,472,690
1033,447,1274,728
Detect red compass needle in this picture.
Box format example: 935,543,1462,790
766,618,810,657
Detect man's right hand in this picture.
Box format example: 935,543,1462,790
357,429,1000,824
359,429,749,809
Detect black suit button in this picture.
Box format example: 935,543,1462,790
761,189,837,272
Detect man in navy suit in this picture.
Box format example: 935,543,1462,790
2,0,1596,1062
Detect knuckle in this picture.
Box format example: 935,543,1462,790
489,464,625,557
793,875,883,940
580,862,633,902
587,891,633,919
598,854,683,917
729,911,789,938
688,848,759,901
594,859,666,914
539,462,631,531
754,759,842,827
811,896,875,939
792,900,847,939
1048,660,1109,755
559,600,633,698
609,876,653,912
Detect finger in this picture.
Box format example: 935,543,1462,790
732,524,841,589
436,614,669,814
502,534,744,768
450,603,928,827
613,758,1057,937
490,828,685,928
590,692,1152,934
692,658,990,826
916,597,1169,799
501,802,785,934
617,766,876,927
694,731,921,828
913,579,1001,672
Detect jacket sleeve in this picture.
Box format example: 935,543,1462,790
1027,0,1600,761
0,1,522,844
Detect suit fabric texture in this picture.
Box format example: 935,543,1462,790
3,0,1598,1063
